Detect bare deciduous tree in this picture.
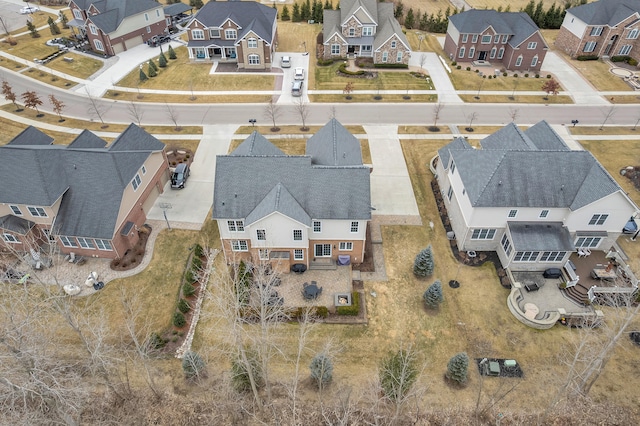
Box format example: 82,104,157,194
85,88,109,127
508,107,519,123
466,111,478,132
294,97,310,131
430,102,444,131
165,103,181,131
419,53,427,72
263,98,281,131
49,94,65,122
127,101,144,126
599,106,616,130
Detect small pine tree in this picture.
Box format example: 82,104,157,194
26,20,39,38
139,68,148,81
281,5,290,21
47,17,61,35
182,351,206,379
148,61,157,77
168,44,177,60
178,298,191,314
231,352,263,392
149,59,158,72
158,52,167,68
190,0,204,9
59,11,69,29
173,311,186,327
292,3,302,22
183,281,195,297
404,8,415,29
379,349,418,402
413,245,434,277
423,280,444,309
446,352,469,384
309,352,333,389
324,0,333,10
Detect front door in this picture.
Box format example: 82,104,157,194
479,51,487,60
314,244,331,257
604,35,618,56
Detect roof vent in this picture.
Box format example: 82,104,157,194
343,152,346,158
234,194,237,198
498,181,502,185
561,185,564,191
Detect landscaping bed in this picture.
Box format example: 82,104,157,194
620,166,640,192
110,224,151,271
166,146,193,168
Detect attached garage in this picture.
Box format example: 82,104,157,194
112,42,124,54
124,35,143,50
142,185,160,215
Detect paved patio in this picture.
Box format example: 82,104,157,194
268,265,353,309
511,270,593,315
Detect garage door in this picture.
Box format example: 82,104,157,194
125,35,143,50
112,42,124,54
142,186,160,215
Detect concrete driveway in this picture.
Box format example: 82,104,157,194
273,52,310,104
410,51,463,104
541,52,608,105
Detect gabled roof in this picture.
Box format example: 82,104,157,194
79,0,161,34
508,222,574,251
523,121,570,151
191,1,277,44
342,0,378,25
245,183,312,226
164,2,191,17
0,215,35,235
437,136,473,169
68,129,108,149
481,122,538,150
7,126,53,146
108,123,165,152
323,9,347,44
231,131,285,156
567,0,640,27
373,3,410,51
449,10,546,48
306,118,362,166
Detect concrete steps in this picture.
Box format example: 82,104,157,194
309,258,337,270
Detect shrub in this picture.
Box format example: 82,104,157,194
317,58,335,66
191,256,202,271
451,61,457,66
193,243,204,258
546,74,551,79
146,332,167,350
379,349,418,402
182,351,206,379
158,52,167,68
630,58,638,66
231,352,263,392
475,69,479,73
173,311,186,328
315,306,329,318
576,55,598,61
524,73,529,78
535,74,540,78
338,63,366,75
466,67,471,71
310,352,333,388
178,298,191,314
423,280,444,309
514,73,518,78
336,292,359,316
610,55,629,63
413,245,434,277
457,65,462,69
168,44,177,60
185,269,196,284
373,63,408,69
446,352,469,384
503,72,508,77
183,282,196,297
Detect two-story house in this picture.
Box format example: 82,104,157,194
212,119,371,272
67,0,167,56
444,10,548,72
435,121,638,272
185,1,277,70
556,0,640,62
0,125,168,259
322,0,411,65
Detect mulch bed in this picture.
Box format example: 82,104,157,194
621,166,640,192
475,358,524,378
110,224,152,271
352,223,374,272
166,147,194,168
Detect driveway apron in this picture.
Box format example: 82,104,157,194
541,52,609,105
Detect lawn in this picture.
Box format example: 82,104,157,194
315,62,434,91
310,94,437,102
2,18,69,61
46,52,104,79
235,125,365,134
20,66,76,88
450,68,558,91
103,91,273,104
566,56,633,92
460,94,573,104
405,31,446,53
569,126,640,135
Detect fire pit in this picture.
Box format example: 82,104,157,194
334,293,352,307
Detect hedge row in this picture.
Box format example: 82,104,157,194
336,292,360,316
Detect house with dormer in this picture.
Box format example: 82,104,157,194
322,0,411,64
555,0,640,63
185,1,277,70
212,119,371,271
444,10,548,71
435,121,638,272
0,125,168,259
67,0,167,56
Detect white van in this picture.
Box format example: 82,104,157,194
281,56,291,68
291,80,303,97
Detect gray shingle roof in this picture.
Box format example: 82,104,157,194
192,1,277,44
68,129,108,149
436,136,472,169
164,2,191,17
449,10,545,48
523,120,569,151
306,118,362,166
508,222,575,251
568,0,640,26
109,123,165,152
374,3,410,50
480,123,537,150
245,183,312,226
342,0,378,24
7,126,53,146
323,9,343,43
0,215,35,235
84,0,162,34
231,131,285,156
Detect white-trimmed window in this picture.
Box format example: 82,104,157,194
247,38,257,48
468,47,475,58
293,229,302,240
349,27,355,36
494,34,500,43
362,45,372,52
472,34,478,43
10,205,22,215
462,34,468,43
502,35,508,44
60,236,78,247
331,44,340,55
77,237,94,249
539,210,549,218
89,24,98,35
350,222,359,233
192,29,204,40
313,221,321,233
508,209,518,218
131,174,141,191
450,160,456,174
459,47,465,58
583,41,596,52
527,42,537,49
146,26,151,34
481,35,492,44
391,41,396,48
490,47,496,59
42,229,55,242
619,44,632,55
363,26,373,36
514,251,539,262
144,12,149,22
194,47,205,58
540,251,564,262
396,51,402,62
73,9,82,20
95,239,112,251
498,47,504,59
94,39,104,51
531,55,538,67
3,233,18,243
382,51,388,62
248,54,260,65
447,186,453,200
225,29,237,39
339,242,353,251
28,206,47,217
209,28,220,38
156,9,160,17
294,249,304,260
256,229,266,240
258,249,269,260
471,229,496,240
575,236,601,248
227,220,244,232
515,55,523,67
589,214,608,225
590,26,603,36
231,240,248,251
501,234,512,256
628,29,639,39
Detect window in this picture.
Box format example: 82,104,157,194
156,9,160,17
501,234,512,256
146,26,151,34
540,251,564,262
502,35,508,44
131,174,141,191
247,38,257,48
472,34,478,43
313,221,321,233
248,54,260,65
339,242,353,251
77,237,94,249
396,51,402,62
531,55,538,67
209,28,220,38
391,41,396,48
382,51,388,62
539,210,549,218
42,229,55,242
363,26,373,36
27,206,47,217
10,205,22,215
619,44,632,55
192,29,204,40
461,34,468,43
589,214,608,225
590,27,603,36
94,39,104,51
362,45,372,52
331,44,340,55
95,239,112,251
498,47,504,59
471,229,496,240
140,165,146,175
89,24,98,35
468,47,475,58
349,28,355,36
508,209,518,218
315,244,331,257
225,29,236,39
494,35,500,43
60,236,78,248
294,249,304,260
227,220,245,232
256,229,266,240
450,160,456,174
293,230,302,240
447,186,453,201
490,47,496,59
515,55,522,67
583,41,596,52
259,249,269,260
459,47,465,58
144,12,149,22
73,9,82,20
481,35,492,44
194,47,205,58
350,222,359,233
231,240,248,251
514,251,540,262
628,29,639,39
527,42,537,49
575,237,601,248
3,233,18,243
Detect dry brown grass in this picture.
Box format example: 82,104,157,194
46,52,103,79
20,66,76,88
450,69,557,91
567,57,633,92
570,126,640,135
310,94,437,102
398,125,452,134
235,125,365,134
103,90,273,103
460,94,573,103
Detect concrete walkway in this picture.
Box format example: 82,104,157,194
409,51,463,103
541,52,609,105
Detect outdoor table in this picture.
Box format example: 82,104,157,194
304,284,320,299
591,267,616,281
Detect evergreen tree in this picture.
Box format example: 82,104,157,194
189,0,204,9
149,59,158,72
313,0,323,23
182,351,206,380
379,349,418,402
404,8,415,29
324,0,333,10
148,61,157,77
423,280,444,309
47,17,61,35
533,0,545,27
231,351,263,392
58,11,69,29
292,3,302,22
394,1,404,19
139,68,148,81
523,0,535,17
446,352,469,384
281,5,291,21
414,11,422,31
413,245,434,277
419,12,429,31
158,51,168,68
309,352,333,389
26,20,39,38
168,44,177,60
301,0,311,21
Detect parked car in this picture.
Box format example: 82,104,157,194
281,55,291,68
20,6,40,14
171,163,190,189
291,80,303,97
294,67,305,80
147,34,171,47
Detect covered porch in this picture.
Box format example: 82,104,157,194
346,36,373,58
188,41,237,61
